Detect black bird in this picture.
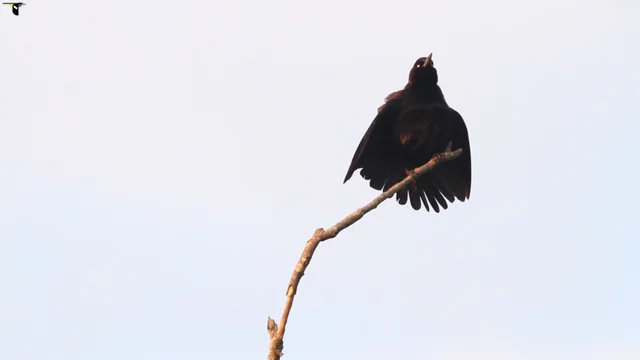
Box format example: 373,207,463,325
343,54,472,212
3,2,26,16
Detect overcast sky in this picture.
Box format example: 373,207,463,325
1,1,639,359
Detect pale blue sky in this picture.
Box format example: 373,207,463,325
1,1,639,359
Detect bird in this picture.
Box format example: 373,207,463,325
343,53,472,212
2,2,26,16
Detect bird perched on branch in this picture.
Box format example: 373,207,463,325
343,53,472,212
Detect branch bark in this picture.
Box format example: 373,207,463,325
267,146,463,360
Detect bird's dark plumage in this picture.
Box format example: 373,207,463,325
343,54,472,212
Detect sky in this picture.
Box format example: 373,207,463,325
1,0,639,359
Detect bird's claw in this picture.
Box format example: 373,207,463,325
434,141,453,163
405,169,419,191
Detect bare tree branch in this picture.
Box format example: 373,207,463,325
267,146,463,360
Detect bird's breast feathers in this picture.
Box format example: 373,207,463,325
395,122,429,150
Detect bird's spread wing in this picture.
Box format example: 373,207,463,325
344,99,471,212
343,98,406,189
393,102,472,211
427,104,472,202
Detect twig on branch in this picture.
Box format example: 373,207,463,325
266,145,463,360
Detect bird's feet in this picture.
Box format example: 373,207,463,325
445,141,453,153
405,169,419,191
434,141,453,163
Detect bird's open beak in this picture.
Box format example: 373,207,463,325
423,53,432,66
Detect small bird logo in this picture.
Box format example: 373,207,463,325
2,2,26,16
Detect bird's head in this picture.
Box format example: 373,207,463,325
408,53,438,86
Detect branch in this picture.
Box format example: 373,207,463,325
267,146,463,360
